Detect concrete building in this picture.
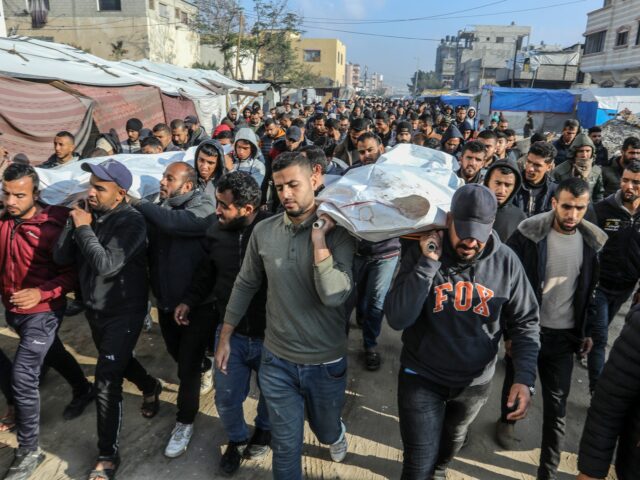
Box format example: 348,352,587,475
435,36,457,88
447,23,531,93
2,0,200,67
199,44,256,81
294,37,346,87
0,1,6,37
496,43,582,89
580,0,640,87
345,62,361,89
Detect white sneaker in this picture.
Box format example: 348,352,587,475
164,422,193,458
200,368,213,395
329,421,348,463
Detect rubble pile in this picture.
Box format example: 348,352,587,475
601,109,640,155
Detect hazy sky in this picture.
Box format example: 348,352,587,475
239,0,603,89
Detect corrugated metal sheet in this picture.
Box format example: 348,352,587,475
0,75,93,164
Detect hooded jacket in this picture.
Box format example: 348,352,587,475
440,124,464,155
54,201,149,315
385,232,540,388
0,205,76,314
551,134,605,203
512,173,558,218
182,210,272,338
194,139,226,201
507,210,607,338
594,191,640,290
188,126,208,148
134,189,216,311
333,135,361,166
484,159,526,242
577,305,640,480
230,128,266,188
553,136,573,165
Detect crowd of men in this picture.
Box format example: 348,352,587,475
0,96,638,480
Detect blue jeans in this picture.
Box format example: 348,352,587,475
354,254,399,349
214,330,270,443
587,286,633,392
397,370,491,480
258,347,347,480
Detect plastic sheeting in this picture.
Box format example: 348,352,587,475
0,75,94,164
575,88,640,113
482,86,576,113
161,94,198,127
317,144,462,242
67,84,166,141
36,148,197,206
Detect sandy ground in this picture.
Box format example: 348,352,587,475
0,300,624,480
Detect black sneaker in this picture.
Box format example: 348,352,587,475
219,441,247,476
65,299,85,317
245,428,271,459
365,350,381,371
4,448,45,480
63,383,96,420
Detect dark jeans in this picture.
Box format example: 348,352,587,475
537,328,580,480
587,286,633,392
397,370,491,480
259,347,346,480
499,354,516,424
353,254,399,349
158,304,215,425
0,347,13,406
86,309,157,458
5,310,62,451
214,329,270,443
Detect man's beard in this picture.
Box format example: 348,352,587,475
285,201,314,218
218,215,250,231
622,191,638,203
453,240,482,262
6,203,35,219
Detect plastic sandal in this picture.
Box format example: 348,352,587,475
140,380,162,419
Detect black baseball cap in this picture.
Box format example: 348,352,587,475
81,159,133,191
350,118,368,131
450,184,497,243
286,126,302,142
396,121,412,133
184,115,198,126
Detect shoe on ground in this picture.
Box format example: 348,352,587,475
244,427,271,459
164,422,194,458
219,441,247,476
579,355,588,369
495,419,521,450
65,299,85,317
200,368,214,396
63,383,96,421
329,421,348,463
364,350,381,371
4,447,45,480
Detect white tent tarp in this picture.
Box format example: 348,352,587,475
317,144,462,242
576,88,640,113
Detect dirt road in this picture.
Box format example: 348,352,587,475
0,303,623,479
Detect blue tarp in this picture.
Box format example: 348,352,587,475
484,86,576,114
576,101,616,128
441,95,471,107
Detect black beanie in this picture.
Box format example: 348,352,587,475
126,118,143,132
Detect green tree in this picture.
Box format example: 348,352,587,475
408,70,443,93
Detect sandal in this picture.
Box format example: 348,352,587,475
0,412,16,432
88,455,120,480
140,380,162,419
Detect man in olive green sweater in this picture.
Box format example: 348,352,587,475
216,152,356,480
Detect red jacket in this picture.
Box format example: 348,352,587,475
0,205,77,314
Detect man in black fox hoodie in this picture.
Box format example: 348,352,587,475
385,184,540,480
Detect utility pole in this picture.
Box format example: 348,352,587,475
413,56,420,97
510,35,525,88
234,10,244,80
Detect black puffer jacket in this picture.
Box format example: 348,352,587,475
578,306,640,480
54,202,149,314
512,174,557,218
134,190,216,311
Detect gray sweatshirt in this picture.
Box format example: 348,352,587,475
223,212,356,364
